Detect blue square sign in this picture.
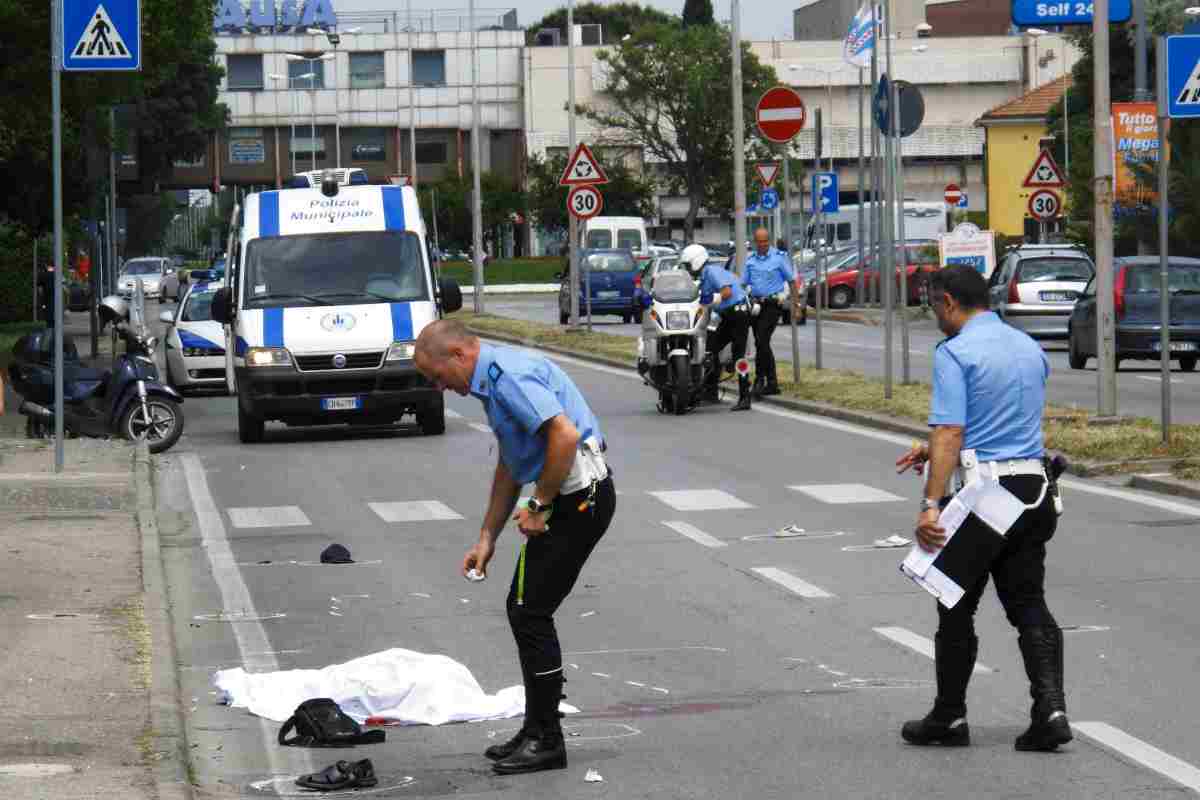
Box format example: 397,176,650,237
1011,0,1130,26
1167,35,1200,119
63,0,141,71
812,172,839,214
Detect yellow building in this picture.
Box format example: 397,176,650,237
976,76,1071,239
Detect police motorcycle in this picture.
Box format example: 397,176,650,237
8,295,185,454
635,247,728,414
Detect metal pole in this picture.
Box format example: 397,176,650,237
51,0,65,472
814,110,824,371
585,259,593,331
408,0,417,187
1156,40,1170,442
856,67,865,307
431,187,440,252
310,64,317,172
469,0,485,314
731,0,747,274
108,108,117,293
896,123,910,384
827,78,834,173
567,0,580,327
291,88,297,176
1093,0,1117,416
785,152,800,383
882,0,895,399
32,238,38,323
1134,0,1148,101
870,12,880,307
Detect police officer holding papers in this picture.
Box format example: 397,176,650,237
413,320,616,775
742,227,796,398
894,266,1071,752
680,244,753,411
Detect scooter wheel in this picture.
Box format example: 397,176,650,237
122,397,185,454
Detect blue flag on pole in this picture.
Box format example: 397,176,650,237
843,4,875,68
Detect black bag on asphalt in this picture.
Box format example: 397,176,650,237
277,698,385,747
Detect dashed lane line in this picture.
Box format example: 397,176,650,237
1075,721,1200,792
662,520,727,549
873,626,993,674
751,567,836,599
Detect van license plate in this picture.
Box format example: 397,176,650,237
321,397,362,411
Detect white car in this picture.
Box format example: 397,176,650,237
119,257,170,300
160,281,228,394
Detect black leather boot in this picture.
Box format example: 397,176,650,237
751,375,765,399
762,372,781,396
486,666,533,760
731,376,752,411
902,634,977,746
1015,626,1072,752
492,675,567,774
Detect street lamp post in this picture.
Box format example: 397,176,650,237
309,27,361,169
788,64,838,172
268,73,298,180
285,52,335,172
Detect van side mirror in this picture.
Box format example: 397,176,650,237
211,287,234,324
439,279,463,314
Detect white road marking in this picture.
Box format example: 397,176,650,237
651,687,670,694
179,454,311,781
592,672,611,678
789,483,906,504
751,567,836,599
226,505,311,528
470,422,493,434
445,409,464,419
1060,477,1200,518
1136,375,1184,384
649,489,753,511
873,626,993,674
368,500,464,523
625,681,646,687
564,646,728,655
1075,721,1200,792
662,520,727,548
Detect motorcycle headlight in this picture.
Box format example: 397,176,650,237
665,310,691,330
386,341,416,361
245,346,292,367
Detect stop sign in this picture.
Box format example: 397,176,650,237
944,183,963,206
756,87,806,143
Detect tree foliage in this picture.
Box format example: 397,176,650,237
525,2,677,45
525,152,656,233
682,0,714,27
417,173,525,250
578,23,779,239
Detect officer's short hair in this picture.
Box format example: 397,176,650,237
929,265,989,310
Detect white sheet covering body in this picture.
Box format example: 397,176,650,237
213,648,577,726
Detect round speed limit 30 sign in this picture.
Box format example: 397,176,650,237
567,185,604,220
1027,189,1061,221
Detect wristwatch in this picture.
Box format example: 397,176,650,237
526,496,553,515
920,498,940,512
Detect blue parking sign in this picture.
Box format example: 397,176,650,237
63,0,141,71
1167,35,1200,118
811,172,839,214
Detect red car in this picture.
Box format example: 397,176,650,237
807,241,939,309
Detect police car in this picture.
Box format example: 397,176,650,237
159,281,228,394
210,170,462,443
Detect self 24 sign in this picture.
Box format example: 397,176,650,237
1012,0,1130,25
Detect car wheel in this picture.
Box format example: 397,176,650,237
1180,356,1197,373
1067,330,1087,370
237,401,265,444
417,393,446,435
829,285,853,310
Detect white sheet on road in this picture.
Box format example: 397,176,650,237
213,647,577,726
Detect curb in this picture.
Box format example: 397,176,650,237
459,283,559,295
134,441,194,800
1128,474,1200,502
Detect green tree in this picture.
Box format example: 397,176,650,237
417,173,525,251
525,2,677,45
525,152,656,233
578,23,779,240
682,0,714,27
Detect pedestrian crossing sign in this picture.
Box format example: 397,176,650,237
63,0,141,71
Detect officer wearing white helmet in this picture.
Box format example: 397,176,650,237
679,244,753,411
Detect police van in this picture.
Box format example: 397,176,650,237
210,170,462,443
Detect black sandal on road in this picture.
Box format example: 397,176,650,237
295,758,378,791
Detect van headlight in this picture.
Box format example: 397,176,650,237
665,310,691,330
245,347,292,367
386,341,416,361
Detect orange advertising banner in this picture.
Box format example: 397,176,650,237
1111,101,1160,209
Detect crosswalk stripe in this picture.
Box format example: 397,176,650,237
1075,722,1200,791
751,567,835,598
873,626,993,674
662,520,727,548
369,501,464,523
226,506,311,528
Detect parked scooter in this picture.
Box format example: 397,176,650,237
7,295,185,453
636,270,724,415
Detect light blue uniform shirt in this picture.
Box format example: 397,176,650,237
470,343,604,485
699,264,746,311
928,312,1048,462
742,248,795,298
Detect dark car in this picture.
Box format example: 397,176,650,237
1068,256,1200,371
558,248,642,324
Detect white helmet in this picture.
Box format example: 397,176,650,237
680,244,708,277
98,295,128,327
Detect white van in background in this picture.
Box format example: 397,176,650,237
584,216,648,256
806,201,948,250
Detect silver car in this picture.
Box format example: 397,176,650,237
118,257,170,300
988,245,1095,340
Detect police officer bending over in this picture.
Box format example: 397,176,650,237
679,244,753,411
742,227,797,398
413,320,617,775
895,266,1071,752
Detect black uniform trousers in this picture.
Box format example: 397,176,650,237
750,299,782,382
936,475,1058,638
506,474,616,680
706,307,750,388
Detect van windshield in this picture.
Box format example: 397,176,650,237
617,229,642,251
586,230,613,249
242,231,428,308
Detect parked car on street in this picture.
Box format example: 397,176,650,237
118,257,171,300
160,281,229,394
1068,256,1200,372
988,244,1094,340
558,248,642,324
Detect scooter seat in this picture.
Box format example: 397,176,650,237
62,365,109,401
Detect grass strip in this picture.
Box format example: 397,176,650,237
438,257,563,286
459,311,1200,468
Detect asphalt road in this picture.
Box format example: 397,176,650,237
483,295,1200,424
149,311,1200,798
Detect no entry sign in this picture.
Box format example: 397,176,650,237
756,87,806,143
944,183,963,206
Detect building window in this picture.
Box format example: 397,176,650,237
415,141,448,165
412,50,446,86
288,58,326,88
226,54,264,91
351,128,388,162
349,52,385,89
